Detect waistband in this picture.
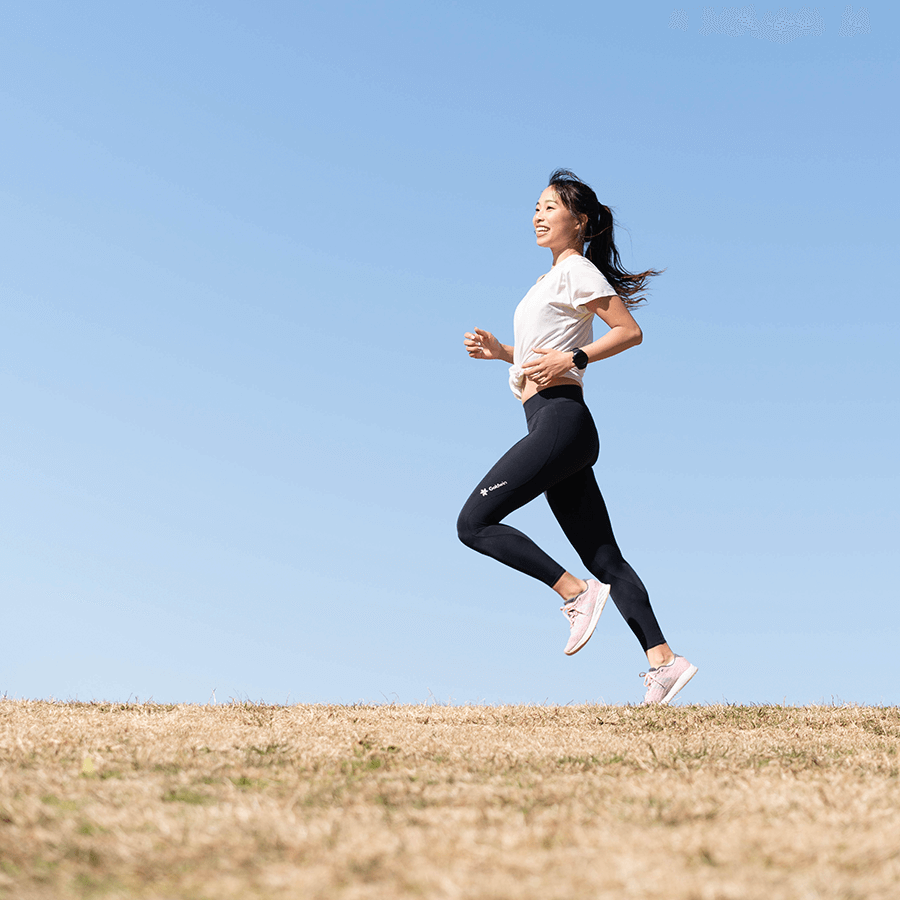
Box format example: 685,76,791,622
522,384,585,415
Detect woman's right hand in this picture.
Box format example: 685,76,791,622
464,327,505,360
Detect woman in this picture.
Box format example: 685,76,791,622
457,169,696,706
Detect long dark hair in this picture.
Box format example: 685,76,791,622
548,168,663,308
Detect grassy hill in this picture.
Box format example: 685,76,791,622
1,700,898,898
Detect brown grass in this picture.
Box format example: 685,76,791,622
1,700,899,899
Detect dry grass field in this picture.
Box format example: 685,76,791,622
1,700,899,899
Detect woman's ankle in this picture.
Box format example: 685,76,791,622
646,643,676,669
553,572,588,603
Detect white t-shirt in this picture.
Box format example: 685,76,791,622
509,254,618,399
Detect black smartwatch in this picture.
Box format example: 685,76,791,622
571,348,589,370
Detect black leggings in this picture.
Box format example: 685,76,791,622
457,385,665,652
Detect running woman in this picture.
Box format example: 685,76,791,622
457,169,696,705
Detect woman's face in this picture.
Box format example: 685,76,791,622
533,187,583,252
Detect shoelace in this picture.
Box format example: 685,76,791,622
639,670,661,688
560,603,585,626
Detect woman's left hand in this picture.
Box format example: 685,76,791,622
521,347,575,386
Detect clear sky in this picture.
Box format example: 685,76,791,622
2,1,897,706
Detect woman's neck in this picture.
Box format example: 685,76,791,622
551,247,583,267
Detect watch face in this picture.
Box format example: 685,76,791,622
573,349,588,369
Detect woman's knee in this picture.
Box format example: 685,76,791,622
456,508,480,549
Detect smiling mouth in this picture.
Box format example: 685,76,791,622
535,227,549,235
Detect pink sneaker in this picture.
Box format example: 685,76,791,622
561,579,610,656
640,655,698,705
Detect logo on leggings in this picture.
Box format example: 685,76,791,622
480,481,508,497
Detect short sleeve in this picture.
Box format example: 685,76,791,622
566,257,617,311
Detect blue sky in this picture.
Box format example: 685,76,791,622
2,0,897,706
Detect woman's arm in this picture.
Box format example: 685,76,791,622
520,295,642,382
579,294,643,362
463,327,514,364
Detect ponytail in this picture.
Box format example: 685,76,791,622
548,169,664,309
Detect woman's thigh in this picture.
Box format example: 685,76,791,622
458,424,561,529
459,397,599,529
545,466,617,556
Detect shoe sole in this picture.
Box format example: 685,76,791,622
564,582,610,656
659,664,698,705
